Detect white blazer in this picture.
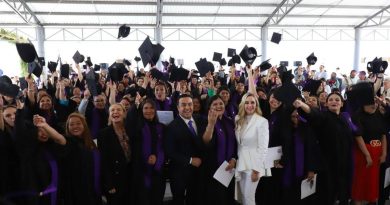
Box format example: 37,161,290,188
235,114,270,177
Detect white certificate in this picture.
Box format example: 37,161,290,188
157,111,174,125
213,161,235,188
264,146,282,169
301,174,317,199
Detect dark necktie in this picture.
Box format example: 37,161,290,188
188,120,197,136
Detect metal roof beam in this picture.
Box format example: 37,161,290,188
23,0,383,9
0,23,358,28
355,5,390,28
2,0,41,25
263,0,303,26
0,11,376,19
155,0,162,43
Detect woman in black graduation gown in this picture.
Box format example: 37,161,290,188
202,95,237,205
257,91,292,205
0,104,22,199
293,92,355,205
128,98,166,205
63,112,102,205
282,110,320,205
97,103,133,205
13,101,67,205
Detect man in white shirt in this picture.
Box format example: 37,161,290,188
314,65,328,80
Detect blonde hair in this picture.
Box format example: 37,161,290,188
235,93,262,130
107,103,126,125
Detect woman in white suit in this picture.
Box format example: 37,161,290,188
235,92,269,205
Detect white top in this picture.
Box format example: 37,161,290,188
235,114,270,177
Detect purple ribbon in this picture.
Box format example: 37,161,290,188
294,131,304,178
43,150,58,205
92,149,101,197
155,98,172,111
223,103,237,120
341,112,358,133
142,123,164,188
215,118,236,165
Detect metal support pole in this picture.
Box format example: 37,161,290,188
353,27,361,71
261,26,268,62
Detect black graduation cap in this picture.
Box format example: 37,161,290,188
85,69,98,96
94,64,101,71
151,43,165,66
273,83,301,106
60,64,70,79
15,43,38,63
346,82,374,106
118,24,130,39
212,52,222,62
302,79,322,96
271,32,282,44
108,62,128,82
195,58,214,77
294,61,302,67
239,45,259,65
219,58,227,66
280,61,289,67
28,62,43,78
150,68,164,81
280,70,294,84
169,68,190,82
367,57,388,74
0,76,20,98
134,56,141,62
259,59,272,71
277,65,287,76
38,57,45,67
228,55,242,66
306,53,317,65
48,61,58,73
123,59,131,66
227,48,236,57
85,57,93,67
73,51,85,64
138,36,153,67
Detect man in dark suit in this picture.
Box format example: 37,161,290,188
166,94,206,205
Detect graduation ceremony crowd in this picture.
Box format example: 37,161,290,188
1,41,390,205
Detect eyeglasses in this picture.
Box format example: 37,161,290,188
94,99,105,103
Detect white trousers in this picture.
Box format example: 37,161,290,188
238,170,259,205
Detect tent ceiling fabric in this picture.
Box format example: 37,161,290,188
0,0,389,27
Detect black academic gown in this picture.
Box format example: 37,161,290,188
203,116,237,205
62,137,102,205
132,119,166,205
0,128,21,197
257,105,292,205
97,125,133,205
14,109,66,205
299,109,354,205
165,115,206,205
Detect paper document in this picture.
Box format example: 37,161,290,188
213,161,235,188
264,146,282,169
301,174,317,199
157,111,174,125
384,168,390,188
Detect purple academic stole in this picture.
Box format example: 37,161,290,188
92,149,101,197
42,150,58,205
215,118,236,165
142,123,164,188
155,98,171,111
